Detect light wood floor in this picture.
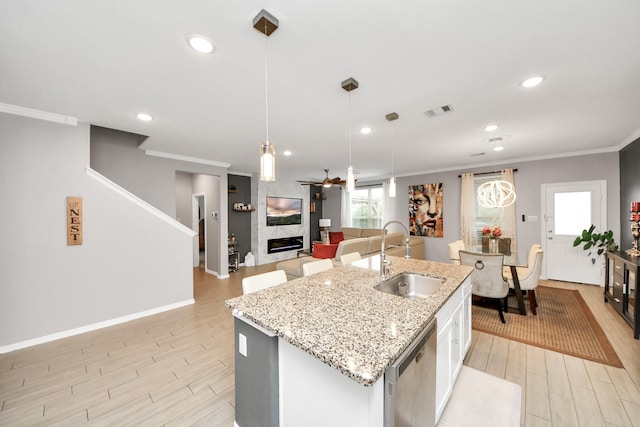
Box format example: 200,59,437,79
1,264,639,426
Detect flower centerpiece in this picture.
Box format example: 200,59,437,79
482,225,502,238
481,225,502,253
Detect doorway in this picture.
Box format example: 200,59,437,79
542,180,606,285
193,194,205,268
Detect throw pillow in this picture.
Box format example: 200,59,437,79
329,231,345,244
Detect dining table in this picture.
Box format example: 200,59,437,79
468,245,528,316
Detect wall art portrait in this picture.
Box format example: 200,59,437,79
409,183,443,237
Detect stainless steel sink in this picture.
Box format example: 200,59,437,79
375,273,444,299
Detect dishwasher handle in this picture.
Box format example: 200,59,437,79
398,319,436,377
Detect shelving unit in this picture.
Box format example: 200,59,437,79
228,241,239,272
605,251,639,339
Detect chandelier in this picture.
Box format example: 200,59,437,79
477,178,516,208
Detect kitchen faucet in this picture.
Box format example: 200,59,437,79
380,220,411,277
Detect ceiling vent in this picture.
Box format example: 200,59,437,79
424,104,454,118
470,152,485,157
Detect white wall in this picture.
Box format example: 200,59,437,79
0,113,194,350
90,126,229,276
323,152,620,263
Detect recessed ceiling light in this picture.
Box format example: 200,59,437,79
136,113,153,121
283,150,292,156
484,124,499,132
520,76,544,88
493,145,504,152
360,127,372,135
187,35,214,54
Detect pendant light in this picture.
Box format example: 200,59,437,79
477,138,516,208
253,10,279,181
341,77,358,192
385,112,399,197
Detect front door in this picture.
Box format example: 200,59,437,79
542,181,607,285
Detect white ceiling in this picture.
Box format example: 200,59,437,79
2,1,640,183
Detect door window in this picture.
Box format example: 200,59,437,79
554,191,591,236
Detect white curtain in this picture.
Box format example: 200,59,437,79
500,168,517,252
460,173,476,247
340,188,352,228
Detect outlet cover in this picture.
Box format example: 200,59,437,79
239,333,247,357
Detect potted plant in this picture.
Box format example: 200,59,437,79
573,225,618,264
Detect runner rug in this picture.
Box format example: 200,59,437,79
471,286,623,367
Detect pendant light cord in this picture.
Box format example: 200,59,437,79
264,21,269,146
391,124,395,176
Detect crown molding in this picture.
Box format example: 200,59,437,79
0,102,77,126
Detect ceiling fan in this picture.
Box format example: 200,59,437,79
297,169,346,188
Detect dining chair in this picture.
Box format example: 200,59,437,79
340,251,362,265
241,270,287,295
302,258,334,276
448,240,466,265
506,248,544,315
459,250,509,323
503,243,542,279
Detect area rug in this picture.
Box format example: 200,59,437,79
472,286,623,367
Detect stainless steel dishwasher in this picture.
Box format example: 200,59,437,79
384,318,437,427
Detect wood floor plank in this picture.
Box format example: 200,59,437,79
465,331,493,371
2,268,639,426
526,413,552,427
506,339,528,380
620,400,640,427
585,360,612,384
526,345,547,376
486,335,510,378
571,385,606,427
547,359,572,398
591,379,633,427
549,392,579,427
564,354,593,390
605,366,640,405
526,371,551,421
506,373,527,427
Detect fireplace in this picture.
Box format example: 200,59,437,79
268,236,303,254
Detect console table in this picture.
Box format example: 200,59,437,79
605,251,639,339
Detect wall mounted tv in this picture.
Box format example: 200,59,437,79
266,196,302,226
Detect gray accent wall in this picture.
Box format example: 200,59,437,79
620,137,640,250
228,174,252,264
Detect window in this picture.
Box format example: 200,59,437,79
350,187,383,228
474,174,501,241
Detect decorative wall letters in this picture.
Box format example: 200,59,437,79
67,196,83,245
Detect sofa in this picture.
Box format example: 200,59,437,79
276,227,425,279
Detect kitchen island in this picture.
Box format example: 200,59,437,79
225,255,473,427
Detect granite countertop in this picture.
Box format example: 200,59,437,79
225,255,473,386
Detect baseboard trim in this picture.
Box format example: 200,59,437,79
0,299,195,354
205,267,230,279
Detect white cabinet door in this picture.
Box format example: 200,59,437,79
435,281,472,422
450,304,464,380
435,316,453,420
462,282,472,353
